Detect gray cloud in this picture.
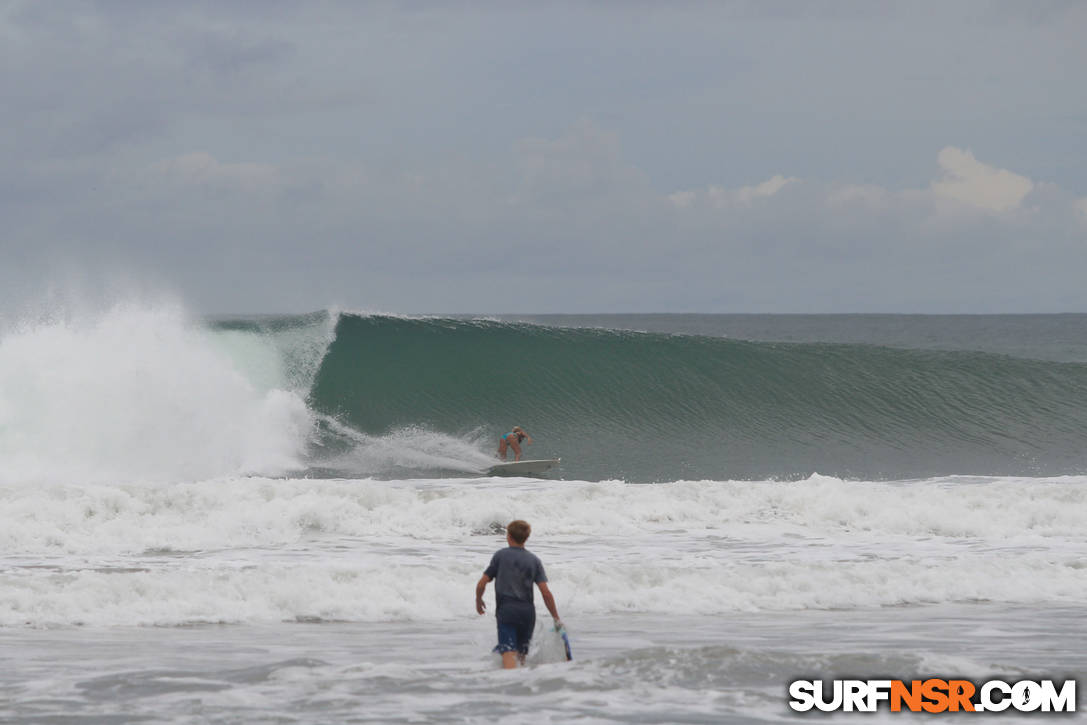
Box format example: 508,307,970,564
1,1,1085,313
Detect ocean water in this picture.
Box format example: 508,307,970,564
1,304,1085,722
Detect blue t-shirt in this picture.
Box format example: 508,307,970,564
484,546,547,611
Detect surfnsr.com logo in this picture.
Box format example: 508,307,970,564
789,679,1076,713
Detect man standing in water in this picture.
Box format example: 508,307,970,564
475,519,561,668
497,426,532,461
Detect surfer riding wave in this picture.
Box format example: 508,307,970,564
497,426,532,461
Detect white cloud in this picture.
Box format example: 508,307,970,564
152,152,282,192
667,189,697,208
735,174,798,205
826,184,890,209
658,146,1086,260
670,174,799,209
929,146,1033,212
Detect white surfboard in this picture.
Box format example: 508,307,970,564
486,458,561,476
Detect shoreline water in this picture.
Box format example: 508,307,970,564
4,604,1083,723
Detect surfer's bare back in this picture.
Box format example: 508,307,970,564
497,426,532,461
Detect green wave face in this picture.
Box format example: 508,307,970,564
307,315,1087,481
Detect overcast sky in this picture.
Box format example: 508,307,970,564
2,1,1086,314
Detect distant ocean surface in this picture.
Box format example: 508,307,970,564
2,306,1085,722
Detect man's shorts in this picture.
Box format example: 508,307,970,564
495,606,536,655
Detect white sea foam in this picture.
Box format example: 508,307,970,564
3,475,1086,553
315,419,496,475
0,302,319,484
0,538,1081,627
1,475,1085,626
